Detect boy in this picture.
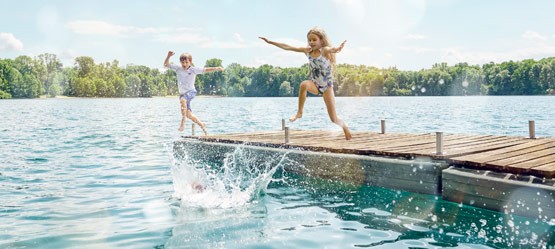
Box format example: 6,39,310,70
164,51,224,134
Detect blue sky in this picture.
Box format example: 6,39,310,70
1,0,555,71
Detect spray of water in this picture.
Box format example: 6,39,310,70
170,144,288,209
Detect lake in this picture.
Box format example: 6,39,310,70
0,96,554,248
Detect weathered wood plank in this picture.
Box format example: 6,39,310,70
448,139,554,164
184,130,555,178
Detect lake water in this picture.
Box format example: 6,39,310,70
0,96,554,248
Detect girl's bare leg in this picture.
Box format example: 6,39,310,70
178,99,188,131
290,80,319,122
186,110,208,135
322,88,352,140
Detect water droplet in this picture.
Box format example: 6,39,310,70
462,80,469,87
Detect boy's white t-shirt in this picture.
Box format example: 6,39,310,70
168,64,204,94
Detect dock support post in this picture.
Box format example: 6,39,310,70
192,124,195,136
282,119,285,130
529,120,536,139
284,127,290,144
435,132,443,155
380,119,386,134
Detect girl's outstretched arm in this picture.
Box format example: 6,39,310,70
326,40,347,54
259,37,307,53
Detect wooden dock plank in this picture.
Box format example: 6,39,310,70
448,139,554,164
486,144,555,168
385,135,516,154
185,130,555,178
530,162,555,178
510,153,555,169
387,137,526,159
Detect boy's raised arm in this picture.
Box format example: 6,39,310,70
259,37,306,53
164,51,175,67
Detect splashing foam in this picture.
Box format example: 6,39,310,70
170,145,287,209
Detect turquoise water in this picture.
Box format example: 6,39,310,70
1,96,554,248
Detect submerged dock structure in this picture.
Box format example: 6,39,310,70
174,128,555,219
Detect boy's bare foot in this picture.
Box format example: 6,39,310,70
289,112,303,122
178,125,185,132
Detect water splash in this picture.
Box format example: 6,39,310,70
170,144,287,209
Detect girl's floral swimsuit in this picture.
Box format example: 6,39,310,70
307,48,333,94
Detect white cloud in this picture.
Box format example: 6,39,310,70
522,31,547,41
201,41,248,49
400,46,436,53
66,20,157,36
198,33,250,48
331,0,366,24
234,33,244,43
65,20,256,50
408,45,555,66
156,33,210,44
339,46,389,67
331,0,428,38
249,51,306,68
404,34,427,40
0,33,24,51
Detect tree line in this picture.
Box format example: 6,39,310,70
1,53,555,99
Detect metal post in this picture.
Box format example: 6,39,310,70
529,120,536,139
282,119,285,130
435,132,443,155
284,126,290,144
192,123,195,136
380,119,386,134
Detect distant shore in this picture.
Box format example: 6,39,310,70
38,95,225,99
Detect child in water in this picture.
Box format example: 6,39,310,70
259,27,352,140
164,51,224,134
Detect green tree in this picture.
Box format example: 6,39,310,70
74,56,95,78
279,81,293,97
198,58,224,95
125,74,141,97
47,83,61,97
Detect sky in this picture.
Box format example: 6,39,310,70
1,0,555,71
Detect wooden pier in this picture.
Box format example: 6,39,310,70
186,130,555,178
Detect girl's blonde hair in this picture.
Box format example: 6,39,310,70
307,27,336,73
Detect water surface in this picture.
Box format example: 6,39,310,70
0,96,554,248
